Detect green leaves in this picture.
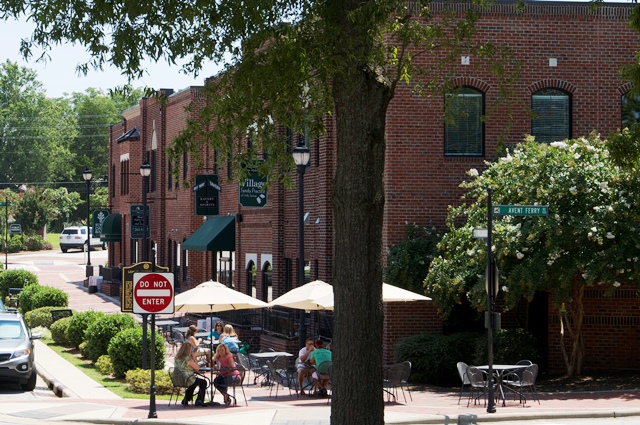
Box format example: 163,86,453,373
426,134,640,315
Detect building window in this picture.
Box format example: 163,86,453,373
246,261,256,297
262,262,272,302
622,92,640,128
167,159,173,191
110,165,116,198
183,152,188,182
120,159,130,195
532,88,571,143
444,87,484,156
151,150,157,193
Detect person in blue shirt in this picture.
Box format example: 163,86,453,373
210,321,224,340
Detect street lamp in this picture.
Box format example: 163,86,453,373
83,167,92,270
140,160,151,262
293,143,310,349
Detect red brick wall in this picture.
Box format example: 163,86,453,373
106,2,640,370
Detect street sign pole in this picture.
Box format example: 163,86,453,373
486,187,496,413
3,197,7,270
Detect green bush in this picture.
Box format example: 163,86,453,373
50,316,72,346
24,306,58,328
95,355,114,376
85,313,138,362
19,284,68,314
24,235,45,251
67,311,105,349
473,328,539,365
79,341,90,359
108,326,165,379
125,368,173,395
31,326,50,340
394,332,483,386
0,269,38,299
7,236,24,253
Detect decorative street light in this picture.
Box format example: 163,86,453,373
83,167,92,270
293,143,310,349
140,160,151,262
139,159,155,418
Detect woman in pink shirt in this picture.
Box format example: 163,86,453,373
212,343,240,405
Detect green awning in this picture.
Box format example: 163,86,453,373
182,216,235,251
100,213,122,242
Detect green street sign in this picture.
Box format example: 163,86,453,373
0,202,6,207
493,205,548,216
239,169,268,208
9,223,21,234
130,205,150,239
92,209,110,237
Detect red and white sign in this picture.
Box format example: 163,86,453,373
133,272,175,314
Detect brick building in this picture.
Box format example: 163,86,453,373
104,2,640,371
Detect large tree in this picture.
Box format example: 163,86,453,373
425,134,640,377
0,2,512,422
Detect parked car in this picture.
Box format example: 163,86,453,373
0,309,41,391
59,226,106,253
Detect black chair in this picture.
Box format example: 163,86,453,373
456,362,471,404
383,363,404,403
400,360,412,402
466,366,496,407
168,367,209,406
504,363,540,405
266,358,295,398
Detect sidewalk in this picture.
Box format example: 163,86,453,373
5,254,640,424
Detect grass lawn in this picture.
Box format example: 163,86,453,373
43,339,171,400
46,233,60,249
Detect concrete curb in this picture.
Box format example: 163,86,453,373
37,364,76,398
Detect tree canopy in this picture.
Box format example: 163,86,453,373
0,1,517,423
425,134,640,376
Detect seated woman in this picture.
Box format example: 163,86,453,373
212,343,241,405
219,324,241,354
174,342,208,406
210,321,224,340
185,325,212,365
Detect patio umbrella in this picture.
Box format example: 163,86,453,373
174,280,269,313
267,280,334,310
313,283,431,310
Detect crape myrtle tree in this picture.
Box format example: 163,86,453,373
0,1,516,422
425,134,640,377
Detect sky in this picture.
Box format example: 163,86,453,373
1,18,224,98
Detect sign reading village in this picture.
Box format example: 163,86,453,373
239,170,268,207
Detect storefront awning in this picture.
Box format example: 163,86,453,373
116,126,140,143
182,216,236,252
100,213,122,242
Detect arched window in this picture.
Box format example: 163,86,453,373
622,92,640,128
246,261,256,297
444,87,484,156
262,262,273,302
531,88,571,142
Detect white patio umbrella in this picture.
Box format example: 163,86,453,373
267,280,334,310
175,280,269,313
313,283,431,310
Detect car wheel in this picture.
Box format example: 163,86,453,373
61,247,67,253
21,369,36,391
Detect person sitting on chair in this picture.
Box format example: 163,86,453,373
310,338,332,397
210,321,225,340
297,338,316,396
219,324,241,354
174,342,208,406
212,343,240,405
186,325,211,365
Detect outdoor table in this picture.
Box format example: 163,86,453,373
174,326,189,335
195,331,210,339
155,319,179,338
477,364,528,406
249,352,294,386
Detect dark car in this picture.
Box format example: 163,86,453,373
0,309,40,391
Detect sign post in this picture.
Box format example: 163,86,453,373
194,174,220,216
133,272,174,419
239,169,268,207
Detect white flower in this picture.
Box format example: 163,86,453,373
591,227,597,233
582,273,588,279
606,232,615,239
516,252,524,260
569,186,578,195
550,141,568,149
468,168,479,177
501,153,513,163
574,153,581,159
614,281,621,287
502,286,509,292
547,259,554,265
467,249,475,256
599,182,608,190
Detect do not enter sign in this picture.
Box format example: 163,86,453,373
133,272,175,314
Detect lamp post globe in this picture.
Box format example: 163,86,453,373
293,144,310,349
83,167,92,267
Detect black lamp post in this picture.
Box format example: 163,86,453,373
140,160,151,262
139,160,151,371
293,143,310,349
83,167,92,270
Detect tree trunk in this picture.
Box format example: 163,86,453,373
329,26,393,425
559,276,585,377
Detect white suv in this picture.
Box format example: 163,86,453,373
59,226,106,253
